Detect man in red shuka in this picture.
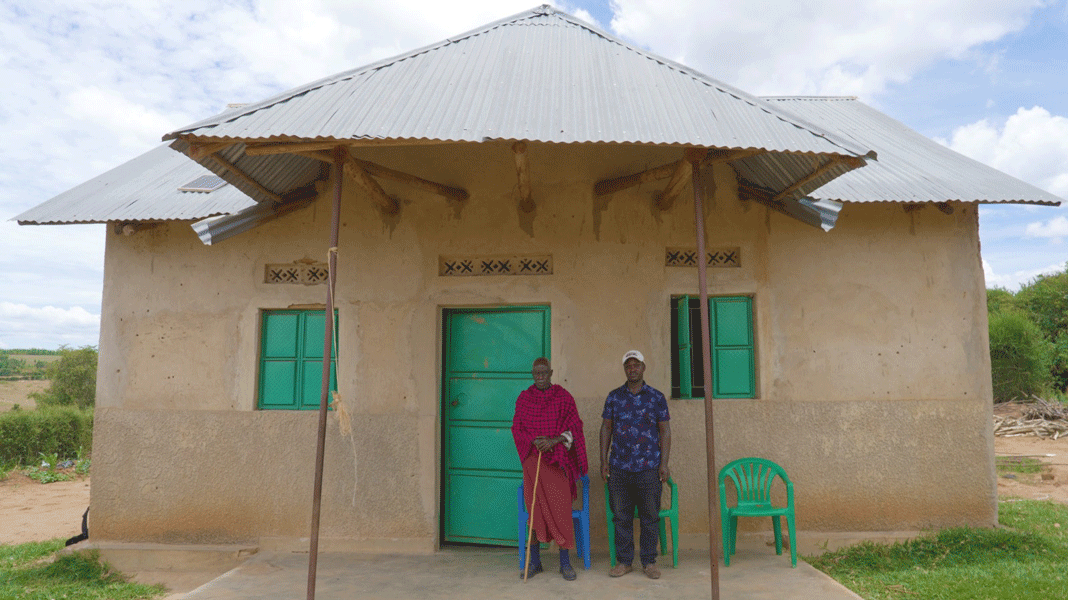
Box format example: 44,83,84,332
512,357,588,580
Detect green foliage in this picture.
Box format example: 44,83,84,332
0,406,93,465
809,500,1068,600
24,451,75,483
0,540,166,599
989,310,1054,402
987,287,1018,315
29,346,98,408
1016,265,1068,390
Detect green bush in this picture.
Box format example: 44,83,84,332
989,310,1054,402
1016,266,1068,390
30,346,98,409
0,406,93,465
987,287,1017,315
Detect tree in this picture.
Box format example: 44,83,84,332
29,346,98,409
1015,264,1068,391
988,310,1054,402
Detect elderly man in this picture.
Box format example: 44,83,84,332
600,350,671,579
512,357,588,581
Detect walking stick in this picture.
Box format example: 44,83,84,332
523,450,543,581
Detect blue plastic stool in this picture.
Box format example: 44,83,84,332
518,474,591,570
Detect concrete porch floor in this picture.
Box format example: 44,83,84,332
167,547,863,600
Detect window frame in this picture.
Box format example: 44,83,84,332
257,308,338,410
671,295,755,400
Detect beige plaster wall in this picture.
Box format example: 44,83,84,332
91,141,995,547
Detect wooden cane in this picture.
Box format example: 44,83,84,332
522,450,543,581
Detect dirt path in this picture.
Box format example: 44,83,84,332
994,435,1068,504
0,472,90,545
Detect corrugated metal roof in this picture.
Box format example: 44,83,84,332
12,144,256,225
765,96,1062,206
165,5,874,205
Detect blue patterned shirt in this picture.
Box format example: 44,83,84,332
601,382,670,472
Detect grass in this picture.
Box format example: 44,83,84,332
0,539,165,599
808,500,1068,599
996,455,1045,475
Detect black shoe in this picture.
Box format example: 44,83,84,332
520,563,543,579
560,563,577,581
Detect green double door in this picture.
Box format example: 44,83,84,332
442,306,550,545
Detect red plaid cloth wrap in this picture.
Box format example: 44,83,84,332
512,384,588,499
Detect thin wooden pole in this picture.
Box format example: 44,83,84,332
522,451,543,581
306,146,344,600
688,148,720,600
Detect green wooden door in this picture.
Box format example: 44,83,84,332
442,306,550,545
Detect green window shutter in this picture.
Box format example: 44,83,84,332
676,295,693,398
259,310,338,410
710,297,754,398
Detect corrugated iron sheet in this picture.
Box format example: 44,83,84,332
766,97,1062,205
165,6,874,205
13,144,255,225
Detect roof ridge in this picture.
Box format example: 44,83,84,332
164,5,871,158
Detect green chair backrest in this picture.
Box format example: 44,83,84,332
719,457,792,507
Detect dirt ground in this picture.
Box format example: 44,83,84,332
0,379,44,411
0,471,90,545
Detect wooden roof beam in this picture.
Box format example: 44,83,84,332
595,149,763,197
513,142,535,212
187,142,235,160
205,152,282,204
342,155,400,214
244,141,342,156
348,154,468,203
771,155,866,203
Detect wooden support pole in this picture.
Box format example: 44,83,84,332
306,147,344,600
205,153,283,203
687,148,720,600
342,160,400,214
654,159,692,211
513,141,535,212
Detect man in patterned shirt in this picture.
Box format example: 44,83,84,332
600,350,671,579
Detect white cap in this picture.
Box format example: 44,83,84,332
622,350,644,364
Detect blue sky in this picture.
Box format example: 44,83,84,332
2,0,1067,349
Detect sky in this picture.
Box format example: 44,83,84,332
2,0,1067,349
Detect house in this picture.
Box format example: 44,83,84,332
16,6,1061,554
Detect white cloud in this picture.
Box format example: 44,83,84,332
609,0,1041,97
945,106,1068,198
0,302,100,350
983,258,1065,291
1025,215,1068,239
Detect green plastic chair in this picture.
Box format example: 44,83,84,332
718,457,796,567
604,477,679,568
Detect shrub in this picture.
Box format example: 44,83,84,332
30,346,98,409
0,406,93,465
989,310,1054,402
1016,266,1068,390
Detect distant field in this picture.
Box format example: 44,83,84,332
0,379,45,411
8,354,61,364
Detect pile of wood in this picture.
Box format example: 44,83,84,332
994,397,1068,439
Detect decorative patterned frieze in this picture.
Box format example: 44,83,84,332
265,261,330,285
665,247,741,268
439,255,553,276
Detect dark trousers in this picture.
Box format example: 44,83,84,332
608,466,662,566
